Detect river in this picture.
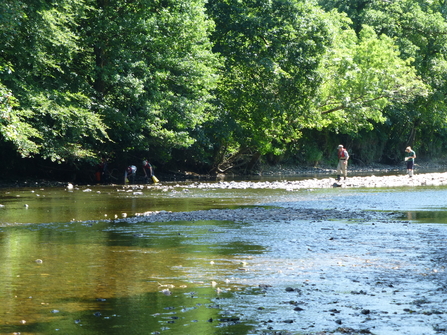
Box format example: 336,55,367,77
1,175,447,335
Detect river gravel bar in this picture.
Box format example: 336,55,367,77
180,172,447,190
122,205,447,335
116,173,447,334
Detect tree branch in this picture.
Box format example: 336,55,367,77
320,95,387,115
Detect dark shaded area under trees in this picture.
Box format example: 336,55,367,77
1,0,446,183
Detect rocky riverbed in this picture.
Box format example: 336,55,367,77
125,205,399,225
211,214,447,335
209,171,447,189
114,172,447,335
122,170,447,194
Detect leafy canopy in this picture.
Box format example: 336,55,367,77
314,20,428,134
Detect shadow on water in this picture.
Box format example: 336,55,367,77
0,288,252,335
402,210,447,223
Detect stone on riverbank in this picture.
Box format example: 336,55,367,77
171,172,447,190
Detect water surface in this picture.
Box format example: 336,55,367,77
1,180,447,334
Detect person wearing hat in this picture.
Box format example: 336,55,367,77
336,144,349,181
405,146,416,177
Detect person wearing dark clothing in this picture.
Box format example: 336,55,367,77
142,160,153,183
124,165,137,184
96,157,108,183
405,146,416,177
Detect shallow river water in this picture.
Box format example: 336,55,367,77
1,176,447,335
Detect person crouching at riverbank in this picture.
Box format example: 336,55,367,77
142,160,159,183
124,165,137,184
336,145,349,181
405,146,416,177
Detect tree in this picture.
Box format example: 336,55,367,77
205,1,427,171
0,0,220,170
206,0,332,172
0,0,108,162
318,0,447,161
77,0,220,162
313,22,428,134
317,0,373,32
362,0,447,160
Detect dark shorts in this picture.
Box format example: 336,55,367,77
406,160,414,170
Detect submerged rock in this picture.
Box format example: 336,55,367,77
122,205,399,225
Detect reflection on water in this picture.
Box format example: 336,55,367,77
404,210,447,223
2,181,447,334
0,219,259,334
0,184,288,225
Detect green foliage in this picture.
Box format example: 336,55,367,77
317,0,372,32
78,0,220,158
314,20,428,134
25,90,108,162
314,0,447,163
207,0,331,158
0,0,220,166
359,0,447,160
0,84,41,157
3,0,447,176
303,144,324,167
0,0,108,161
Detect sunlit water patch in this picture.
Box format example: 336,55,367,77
0,219,266,334
268,185,447,221
0,184,292,225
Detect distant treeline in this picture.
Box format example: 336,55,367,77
1,0,446,181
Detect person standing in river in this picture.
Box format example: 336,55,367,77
95,157,109,184
405,146,416,177
336,144,349,181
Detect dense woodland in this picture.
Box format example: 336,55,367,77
1,0,447,181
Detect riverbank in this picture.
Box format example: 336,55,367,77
1,160,447,189
134,170,447,193
256,161,447,177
